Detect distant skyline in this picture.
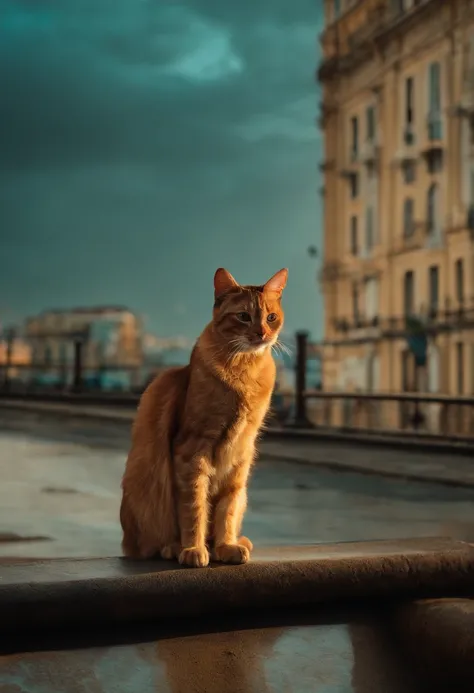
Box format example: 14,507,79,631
0,0,324,342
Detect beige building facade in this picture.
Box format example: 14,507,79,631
25,306,143,372
318,0,474,395
0,337,31,381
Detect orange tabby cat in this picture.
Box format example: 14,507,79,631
120,267,288,567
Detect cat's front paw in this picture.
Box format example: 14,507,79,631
237,535,253,552
178,546,210,568
213,542,250,565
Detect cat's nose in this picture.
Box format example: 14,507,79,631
255,331,266,341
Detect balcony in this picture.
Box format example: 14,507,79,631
339,148,360,178
317,101,338,129
332,301,474,341
319,158,336,173
360,138,379,166
319,261,345,284
384,301,474,337
420,113,444,155
454,70,474,117
391,221,428,255
393,126,417,166
332,315,381,342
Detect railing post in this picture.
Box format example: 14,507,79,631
72,340,83,393
290,330,312,428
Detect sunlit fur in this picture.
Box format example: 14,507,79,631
120,267,288,567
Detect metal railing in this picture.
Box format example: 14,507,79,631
0,362,155,395
1,330,474,444
286,331,474,443
302,391,474,442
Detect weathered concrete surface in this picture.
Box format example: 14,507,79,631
2,398,474,486
1,539,473,630
1,414,474,559
2,542,474,691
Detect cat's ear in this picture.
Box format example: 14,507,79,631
214,268,239,298
264,268,288,296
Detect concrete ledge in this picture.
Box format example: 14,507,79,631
1,538,473,631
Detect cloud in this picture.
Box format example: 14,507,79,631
0,0,324,339
160,8,244,83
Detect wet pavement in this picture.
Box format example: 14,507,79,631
0,614,426,693
1,415,474,558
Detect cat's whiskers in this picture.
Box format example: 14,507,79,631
226,338,246,365
275,339,292,357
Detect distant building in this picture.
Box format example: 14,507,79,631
24,306,143,388
318,0,474,394
0,335,31,381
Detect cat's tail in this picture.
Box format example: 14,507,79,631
120,366,189,559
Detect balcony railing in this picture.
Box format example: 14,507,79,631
421,114,444,159
393,129,417,166
360,139,379,165
392,221,428,254
332,302,474,338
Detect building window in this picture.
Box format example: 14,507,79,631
427,183,440,238
349,173,359,199
403,161,416,184
404,76,415,144
403,270,415,317
428,265,439,317
350,116,359,160
366,105,376,142
365,277,379,322
366,206,374,251
44,344,53,367
350,215,358,255
403,197,415,237
352,282,360,325
455,258,464,305
427,151,443,175
456,342,464,394
428,62,442,139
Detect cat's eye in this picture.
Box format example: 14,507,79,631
267,313,277,323
236,311,252,322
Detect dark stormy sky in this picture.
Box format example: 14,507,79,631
0,0,323,342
